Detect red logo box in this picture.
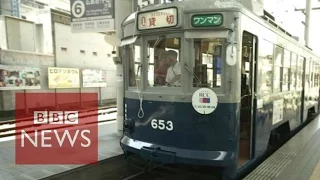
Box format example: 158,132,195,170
15,93,98,164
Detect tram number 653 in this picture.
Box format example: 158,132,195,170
151,119,173,131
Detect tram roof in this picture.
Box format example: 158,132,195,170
140,0,244,13
122,0,245,28
122,1,320,59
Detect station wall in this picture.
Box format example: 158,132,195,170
54,22,117,103
0,49,55,111
0,9,117,112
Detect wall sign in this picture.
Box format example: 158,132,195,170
192,88,218,115
12,0,20,18
70,0,115,33
48,67,80,89
191,14,223,27
137,8,178,30
135,0,183,9
0,65,40,90
82,69,107,88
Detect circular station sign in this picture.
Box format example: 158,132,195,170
192,88,218,115
71,0,85,18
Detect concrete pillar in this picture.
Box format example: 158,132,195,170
305,0,312,47
114,0,133,136
115,61,124,136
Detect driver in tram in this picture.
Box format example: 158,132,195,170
165,50,181,87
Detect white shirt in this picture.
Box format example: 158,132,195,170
165,62,181,86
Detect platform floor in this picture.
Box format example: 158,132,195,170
245,115,320,180
0,121,122,180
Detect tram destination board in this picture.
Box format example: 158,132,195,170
137,7,178,30
191,14,223,27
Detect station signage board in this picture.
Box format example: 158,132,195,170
137,8,178,30
11,0,20,18
191,14,223,27
70,0,115,33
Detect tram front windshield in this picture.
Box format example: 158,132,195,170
147,36,181,87
125,36,226,89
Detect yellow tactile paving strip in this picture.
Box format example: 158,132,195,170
310,160,320,180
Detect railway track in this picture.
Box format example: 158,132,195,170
41,155,131,180
42,153,221,180
0,105,117,138
0,105,116,126
123,161,221,180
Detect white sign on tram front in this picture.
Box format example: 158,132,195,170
137,8,178,30
192,88,218,115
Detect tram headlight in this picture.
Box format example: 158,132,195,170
124,118,135,132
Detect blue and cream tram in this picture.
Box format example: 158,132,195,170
120,0,320,179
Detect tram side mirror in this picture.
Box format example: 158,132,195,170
226,44,237,66
112,50,121,64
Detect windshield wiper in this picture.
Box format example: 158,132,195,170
153,35,165,48
184,64,201,84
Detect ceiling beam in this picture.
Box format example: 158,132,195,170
295,7,320,11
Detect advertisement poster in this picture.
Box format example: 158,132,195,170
82,69,107,88
0,65,41,90
48,67,80,89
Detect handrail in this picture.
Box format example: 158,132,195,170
262,14,294,39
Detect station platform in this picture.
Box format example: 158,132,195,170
0,121,122,180
245,115,320,180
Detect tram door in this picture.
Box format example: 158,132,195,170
238,31,257,168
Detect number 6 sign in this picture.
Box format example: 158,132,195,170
72,0,85,18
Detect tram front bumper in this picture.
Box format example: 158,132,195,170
120,135,235,167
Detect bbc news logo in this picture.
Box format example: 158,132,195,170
21,111,90,149
34,111,79,124
15,93,98,164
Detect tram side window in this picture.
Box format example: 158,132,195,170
311,62,314,88
274,45,283,93
193,38,226,88
318,64,320,87
297,56,304,90
315,64,320,87
318,65,320,87
290,52,298,90
315,64,318,87
315,64,319,87
127,44,141,87
305,60,310,89
147,37,181,87
282,49,290,91
257,40,273,95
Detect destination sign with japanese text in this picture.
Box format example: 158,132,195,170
192,14,223,27
137,8,178,30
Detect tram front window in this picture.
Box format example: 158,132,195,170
125,43,141,87
147,37,181,87
193,38,226,88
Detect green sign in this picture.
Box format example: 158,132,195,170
192,14,223,27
